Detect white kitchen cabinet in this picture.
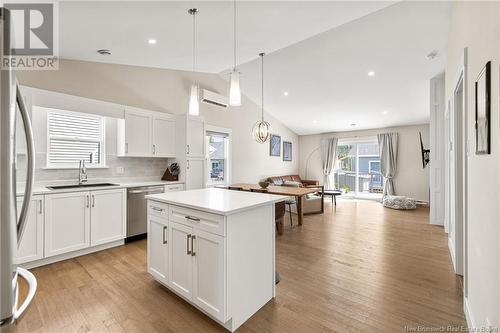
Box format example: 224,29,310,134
186,117,205,158
148,216,169,284
186,159,205,190
192,229,225,321
169,221,193,300
16,196,44,264
123,109,153,156
117,108,176,157
153,114,176,157
164,183,184,192
90,189,126,246
45,189,126,259
45,191,91,257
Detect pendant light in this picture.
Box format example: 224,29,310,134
252,53,271,143
229,0,241,106
188,8,199,116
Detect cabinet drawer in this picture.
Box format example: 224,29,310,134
164,184,184,192
169,205,225,237
149,201,169,219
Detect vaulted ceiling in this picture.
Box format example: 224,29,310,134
58,1,450,135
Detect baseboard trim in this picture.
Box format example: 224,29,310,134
448,237,457,272
20,240,125,269
463,296,475,329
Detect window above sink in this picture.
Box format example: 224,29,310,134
40,106,107,169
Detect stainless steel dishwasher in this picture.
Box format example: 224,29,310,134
126,185,165,242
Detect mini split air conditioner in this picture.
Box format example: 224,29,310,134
201,89,228,108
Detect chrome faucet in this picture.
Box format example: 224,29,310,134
78,160,88,184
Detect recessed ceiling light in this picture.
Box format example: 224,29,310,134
283,91,289,96
312,120,318,124
97,49,111,55
382,110,389,115
426,50,438,60
350,123,357,127
148,39,157,45
367,71,375,77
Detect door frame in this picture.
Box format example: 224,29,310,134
448,49,468,293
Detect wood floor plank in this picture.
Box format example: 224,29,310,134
12,199,465,332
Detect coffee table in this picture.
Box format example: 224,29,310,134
323,189,342,206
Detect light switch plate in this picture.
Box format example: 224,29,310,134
116,166,124,174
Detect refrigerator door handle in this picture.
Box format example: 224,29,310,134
16,82,35,245
13,267,37,321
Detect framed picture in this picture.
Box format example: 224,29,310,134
475,61,491,154
283,141,292,161
270,134,281,156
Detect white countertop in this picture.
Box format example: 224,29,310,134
16,178,184,196
146,188,287,216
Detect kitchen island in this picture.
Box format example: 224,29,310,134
145,188,286,332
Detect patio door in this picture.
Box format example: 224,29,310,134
334,138,383,199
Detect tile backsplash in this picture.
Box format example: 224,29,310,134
16,153,173,183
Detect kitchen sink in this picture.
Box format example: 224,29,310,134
46,183,119,190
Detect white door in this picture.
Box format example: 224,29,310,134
186,159,204,190
16,196,44,264
153,115,175,157
192,229,225,322
45,192,91,257
148,217,169,284
169,221,193,300
125,110,152,156
186,117,205,157
90,189,126,246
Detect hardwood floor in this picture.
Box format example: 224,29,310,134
13,199,466,332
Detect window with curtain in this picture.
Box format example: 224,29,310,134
206,130,230,185
46,109,105,168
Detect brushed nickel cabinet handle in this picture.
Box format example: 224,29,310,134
186,144,190,154
151,207,164,212
86,195,90,208
125,143,129,154
162,226,168,244
153,144,156,155
187,234,192,255
92,194,95,207
38,200,43,214
185,216,200,222
191,235,196,256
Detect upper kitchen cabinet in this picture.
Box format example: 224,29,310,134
177,115,205,158
117,107,176,158
153,114,176,157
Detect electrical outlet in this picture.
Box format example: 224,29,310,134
116,166,124,175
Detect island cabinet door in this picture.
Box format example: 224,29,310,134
192,229,226,322
148,217,169,284
169,221,193,300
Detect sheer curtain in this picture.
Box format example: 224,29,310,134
320,137,338,190
377,133,398,196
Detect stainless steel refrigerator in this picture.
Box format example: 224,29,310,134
0,7,37,331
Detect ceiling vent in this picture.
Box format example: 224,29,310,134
201,89,228,108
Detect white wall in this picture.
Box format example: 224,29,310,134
445,2,500,328
17,59,299,183
299,124,430,201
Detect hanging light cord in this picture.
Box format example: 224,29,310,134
260,53,264,121
192,11,196,73
233,0,237,71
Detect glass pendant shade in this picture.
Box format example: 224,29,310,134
252,119,271,143
189,84,199,116
229,70,241,106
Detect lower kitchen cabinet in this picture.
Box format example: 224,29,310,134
90,189,126,246
169,221,193,300
16,196,44,264
45,188,126,258
147,216,169,284
45,191,91,257
192,229,225,321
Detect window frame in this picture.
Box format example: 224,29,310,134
45,108,107,169
205,125,232,187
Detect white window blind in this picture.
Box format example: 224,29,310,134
47,110,105,167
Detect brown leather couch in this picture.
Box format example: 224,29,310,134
267,175,319,187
